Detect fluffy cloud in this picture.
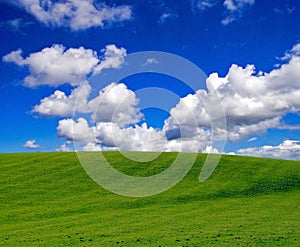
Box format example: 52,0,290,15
56,116,213,153
3,44,99,87
83,142,102,151
57,117,97,143
55,43,300,157
32,82,91,116
237,140,300,160
96,122,165,151
164,43,300,143
93,44,127,74
11,0,132,31
88,83,143,127
24,139,40,149
3,44,126,87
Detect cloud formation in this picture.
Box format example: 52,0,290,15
12,0,132,30
3,44,127,87
24,139,40,149
5,41,300,159
165,43,300,143
237,140,300,160
88,83,143,127
33,82,91,116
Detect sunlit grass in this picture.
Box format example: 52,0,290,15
1,152,299,246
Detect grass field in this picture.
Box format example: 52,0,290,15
1,152,300,246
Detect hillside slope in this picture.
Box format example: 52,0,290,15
1,152,300,246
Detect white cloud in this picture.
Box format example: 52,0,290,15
56,116,213,153
93,44,127,74
12,0,132,31
56,142,72,152
192,0,255,24
164,43,300,143
280,43,300,61
57,117,97,143
83,142,102,151
0,18,33,33
88,82,143,127
24,139,40,149
32,82,91,116
247,137,257,142
96,122,166,151
237,140,300,160
222,0,255,25
56,42,300,153
158,11,177,24
3,49,25,66
192,0,218,11
144,58,158,65
3,44,99,87
3,44,127,88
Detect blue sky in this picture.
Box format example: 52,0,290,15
0,0,300,159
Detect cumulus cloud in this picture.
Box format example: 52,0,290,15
57,117,97,143
164,43,300,143
237,140,300,160
88,82,143,127
83,142,102,151
96,122,166,151
3,44,99,87
3,44,126,88
24,139,40,149
32,82,91,116
10,0,132,31
56,116,213,153
56,43,300,156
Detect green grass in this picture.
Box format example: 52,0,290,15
1,152,300,246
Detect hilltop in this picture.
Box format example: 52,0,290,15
1,152,300,246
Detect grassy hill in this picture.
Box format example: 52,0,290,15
1,152,300,246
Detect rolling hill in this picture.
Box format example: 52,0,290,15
1,152,300,246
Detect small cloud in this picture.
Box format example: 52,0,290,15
227,152,236,155
192,0,218,11
248,137,257,142
56,142,72,152
0,18,33,34
279,43,300,61
274,6,295,15
158,11,177,24
205,145,219,154
24,140,40,149
277,124,300,130
144,58,159,65
237,140,300,160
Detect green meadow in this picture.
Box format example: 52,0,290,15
1,152,300,246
